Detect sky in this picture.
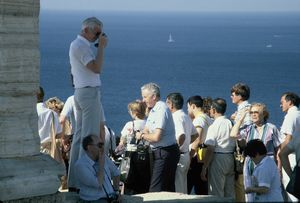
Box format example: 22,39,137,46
41,0,300,12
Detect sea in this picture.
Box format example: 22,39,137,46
40,10,300,135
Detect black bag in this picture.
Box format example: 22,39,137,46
286,161,300,199
125,139,151,194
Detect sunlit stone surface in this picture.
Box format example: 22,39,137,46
0,0,64,201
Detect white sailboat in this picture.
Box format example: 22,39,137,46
168,33,175,43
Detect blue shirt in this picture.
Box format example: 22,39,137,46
146,101,176,149
75,153,120,201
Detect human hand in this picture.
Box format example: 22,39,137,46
115,145,125,155
98,33,108,48
135,131,143,140
230,111,237,120
240,108,250,120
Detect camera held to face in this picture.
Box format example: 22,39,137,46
94,33,107,47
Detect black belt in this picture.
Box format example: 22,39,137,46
152,144,178,151
214,152,234,154
82,86,99,88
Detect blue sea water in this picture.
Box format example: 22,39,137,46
40,10,300,134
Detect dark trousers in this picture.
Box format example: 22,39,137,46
149,144,180,192
187,156,208,195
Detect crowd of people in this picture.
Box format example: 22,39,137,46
36,16,300,203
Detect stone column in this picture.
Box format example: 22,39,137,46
0,0,64,201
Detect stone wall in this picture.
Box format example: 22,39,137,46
0,0,64,201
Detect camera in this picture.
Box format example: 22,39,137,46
94,33,107,47
108,192,119,203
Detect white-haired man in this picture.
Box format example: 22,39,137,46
69,17,108,191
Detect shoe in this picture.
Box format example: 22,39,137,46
68,187,79,193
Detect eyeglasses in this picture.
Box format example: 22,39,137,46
250,111,259,114
89,142,104,148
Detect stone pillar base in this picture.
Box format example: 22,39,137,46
0,154,65,201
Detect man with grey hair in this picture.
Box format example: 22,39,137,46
68,17,108,191
135,82,180,192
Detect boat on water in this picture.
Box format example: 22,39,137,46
168,33,175,43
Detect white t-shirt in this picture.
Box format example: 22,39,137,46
36,102,62,144
121,119,146,145
172,109,197,153
104,125,116,155
193,113,213,143
60,95,77,135
69,35,101,88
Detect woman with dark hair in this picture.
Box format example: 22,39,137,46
230,102,284,202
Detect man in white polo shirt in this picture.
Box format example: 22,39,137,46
201,98,236,198
166,92,197,194
69,17,108,191
279,92,300,201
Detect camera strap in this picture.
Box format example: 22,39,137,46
102,167,117,199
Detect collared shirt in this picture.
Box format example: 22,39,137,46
205,116,235,153
252,156,283,202
235,100,252,129
70,35,101,88
75,153,120,201
239,123,283,156
172,109,197,153
36,102,62,144
146,101,176,149
280,106,300,141
60,95,77,135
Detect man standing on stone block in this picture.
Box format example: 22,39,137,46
69,17,107,191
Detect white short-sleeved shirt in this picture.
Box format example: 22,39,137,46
37,102,62,144
252,156,283,202
172,109,197,153
193,113,213,143
280,106,300,142
60,95,77,135
120,119,146,146
146,101,176,148
205,116,235,153
287,135,300,166
70,35,101,88
235,100,252,128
